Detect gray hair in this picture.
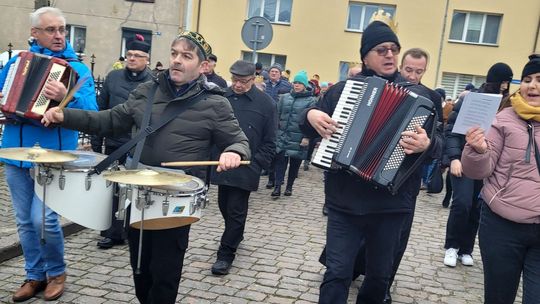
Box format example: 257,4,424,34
171,37,205,63
30,7,66,27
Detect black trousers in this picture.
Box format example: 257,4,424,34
319,208,407,304
319,210,413,286
128,225,190,304
100,145,128,241
444,175,482,254
217,185,251,263
274,151,303,187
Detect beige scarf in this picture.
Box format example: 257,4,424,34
511,92,540,122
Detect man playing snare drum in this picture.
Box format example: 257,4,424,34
0,7,97,302
42,31,250,304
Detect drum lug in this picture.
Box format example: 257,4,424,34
59,170,65,190
36,166,53,186
85,175,92,191
162,196,170,216
189,196,197,216
136,188,153,210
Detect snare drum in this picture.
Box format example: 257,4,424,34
129,175,207,230
34,151,117,230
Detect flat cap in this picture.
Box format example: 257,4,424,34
230,60,255,76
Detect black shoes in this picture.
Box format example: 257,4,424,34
97,237,125,249
271,185,281,197
266,180,275,189
284,186,292,196
303,161,310,171
211,260,232,275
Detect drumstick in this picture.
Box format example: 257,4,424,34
161,160,251,167
56,76,89,112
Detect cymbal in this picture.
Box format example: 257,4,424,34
102,169,192,186
0,145,78,163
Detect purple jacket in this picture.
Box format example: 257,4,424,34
462,107,540,223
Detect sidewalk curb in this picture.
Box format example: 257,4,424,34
0,222,86,263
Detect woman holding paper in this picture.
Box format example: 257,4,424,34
461,54,540,304
442,62,513,268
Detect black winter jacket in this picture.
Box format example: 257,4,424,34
211,86,277,191
299,70,443,215
91,67,154,150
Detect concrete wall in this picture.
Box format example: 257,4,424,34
0,0,187,78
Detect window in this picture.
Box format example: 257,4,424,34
347,2,395,32
441,72,486,99
241,51,286,70
121,28,152,57
66,25,86,54
248,0,293,24
449,12,501,45
126,0,155,3
338,61,361,81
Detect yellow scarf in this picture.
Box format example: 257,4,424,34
511,93,540,122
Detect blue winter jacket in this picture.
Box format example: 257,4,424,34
0,41,98,167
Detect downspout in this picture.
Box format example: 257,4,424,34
196,0,202,32
434,0,450,87
533,14,539,52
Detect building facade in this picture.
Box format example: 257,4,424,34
0,0,189,78
189,0,539,98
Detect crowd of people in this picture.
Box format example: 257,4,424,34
0,5,539,304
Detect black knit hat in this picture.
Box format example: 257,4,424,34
486,62,513,83
127,34,150,53
521,54,540,80
360,21,400,60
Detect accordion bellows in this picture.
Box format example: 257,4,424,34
1,51,76,122
312,76,436,194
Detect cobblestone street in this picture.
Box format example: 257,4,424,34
0,165,520,303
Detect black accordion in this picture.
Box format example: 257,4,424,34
0,51,76,122
312,76,435,194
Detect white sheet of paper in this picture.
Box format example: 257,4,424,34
452,92,502,135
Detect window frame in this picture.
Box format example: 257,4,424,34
345,2,396,32
247,0,293,25
241,51,287,70
66,24,87,55
441,72,486,100
448,11,502,46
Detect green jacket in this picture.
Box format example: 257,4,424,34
276,89,317,159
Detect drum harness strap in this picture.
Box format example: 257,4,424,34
90,82,207,176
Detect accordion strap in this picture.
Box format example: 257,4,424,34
90,85,206,175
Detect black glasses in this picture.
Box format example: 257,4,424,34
372,45,400,56
35,26,67,35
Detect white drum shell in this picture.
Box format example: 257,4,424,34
34,151,115,230
130,177,206,230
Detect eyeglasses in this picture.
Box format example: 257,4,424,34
231,77,254,85
126,53,148,59
372,45,400,56
34,26,67,35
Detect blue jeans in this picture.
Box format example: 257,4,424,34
5,165,65,281
479,203,540,304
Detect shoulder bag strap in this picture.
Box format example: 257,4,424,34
90,89,207,175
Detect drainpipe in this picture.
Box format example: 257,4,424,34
196,0,202,32
435,0,450,87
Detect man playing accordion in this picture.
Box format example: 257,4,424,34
301,19,443,303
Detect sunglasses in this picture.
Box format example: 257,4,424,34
372,45,400,56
